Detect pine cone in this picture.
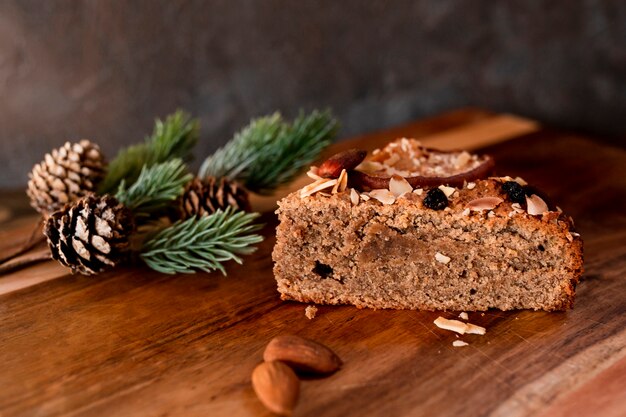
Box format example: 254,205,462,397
180,176,250,219
44,195,134,275
27,140,106,216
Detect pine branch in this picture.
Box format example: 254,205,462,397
199,110,338,195
99,110,199,194
139,208,264,275
115,159,192,219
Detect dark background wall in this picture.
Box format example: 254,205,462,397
1,0,625,188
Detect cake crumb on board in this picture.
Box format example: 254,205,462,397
459,312,469,320
452,340,469,347
305,305,318,320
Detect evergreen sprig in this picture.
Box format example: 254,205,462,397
99,110,199,194
115,159,192,219
140,208,264,275
199,110,338,194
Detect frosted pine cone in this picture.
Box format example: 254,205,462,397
27,140,106,215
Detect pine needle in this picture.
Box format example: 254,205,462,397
199,109,338,194
139,208,264,275
99,110,199,194
115,159,192,219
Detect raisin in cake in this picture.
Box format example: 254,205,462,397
272,138,583,311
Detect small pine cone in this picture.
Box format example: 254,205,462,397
44,195,134,275
27,139,106,216
180,176,250,219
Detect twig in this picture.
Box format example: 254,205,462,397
0,248,51,275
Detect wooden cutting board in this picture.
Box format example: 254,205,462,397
1,108,625,417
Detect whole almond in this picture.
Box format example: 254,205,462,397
252,361,300,416
317,149,367,178
263,335,342,374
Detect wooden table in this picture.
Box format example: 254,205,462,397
1,109,625,417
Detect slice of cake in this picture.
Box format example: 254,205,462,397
272,138,583,311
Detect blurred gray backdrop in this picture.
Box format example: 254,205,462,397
1,0,625,188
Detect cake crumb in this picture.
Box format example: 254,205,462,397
459,312,469,320
305,305,318,320
435,252,451,264
453,340,469,347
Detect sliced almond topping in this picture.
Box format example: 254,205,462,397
515,176,528,186
526,194,549,215
300,178,338,198
511,202,524,213
369,189,396,205
355,160,384,172
350,188,359,205
452,340,469,347
438,185,456,198
332,169,347,194
413,188,424,195
459,312,469,320
360,193,370,201
462,208,471,216
434,317,468,334
306,166,322,180
466,197,503,211
466,182,476,190
389,175,413,197
435,252,451,264
339,169,348,192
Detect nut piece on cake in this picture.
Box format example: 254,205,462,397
272,138,583,311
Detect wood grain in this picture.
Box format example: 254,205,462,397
1,109,625,417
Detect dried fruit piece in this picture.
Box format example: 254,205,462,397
252,361,300,416
318,149,367,179
263,335,342,374
502,181,527,205
423,188,448,210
